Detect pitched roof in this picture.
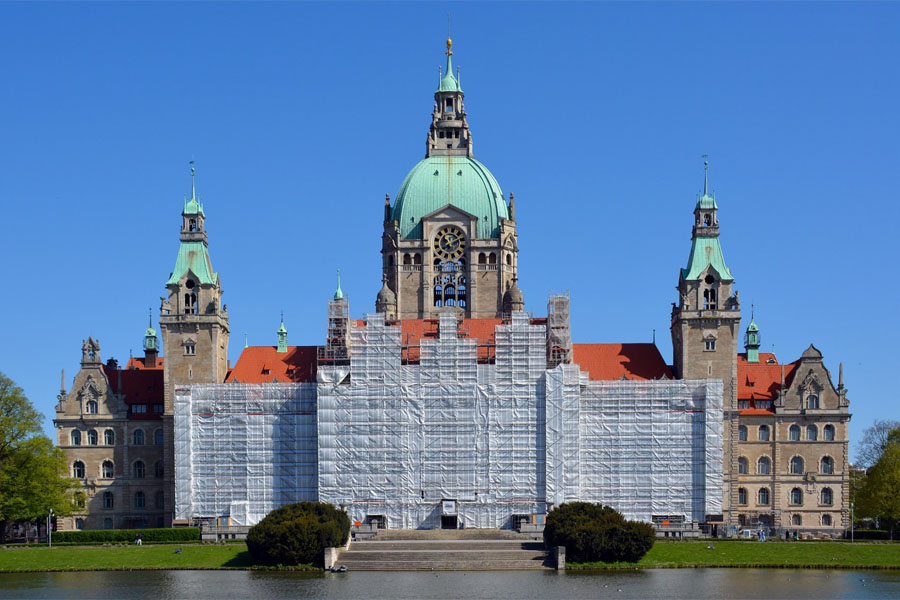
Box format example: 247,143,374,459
126,356,164,370
226,345,318,383
572,343,673,381
737,352,799,414
101,365,163,419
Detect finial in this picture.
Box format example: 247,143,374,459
751,302,754,321
839,362,844,388
60,368,66,394
334,269,344,300
446,12,452,56
702,154,709,196
190,159,197,200
148,307,153,328
244,333,248,348
280,310,284,323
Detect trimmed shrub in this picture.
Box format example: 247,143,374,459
52,527,200,543
845,529,891,540
246,502,350,567
543,502,655,563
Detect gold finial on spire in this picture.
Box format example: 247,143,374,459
446,38,453,56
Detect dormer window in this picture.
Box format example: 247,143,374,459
806,394,819,409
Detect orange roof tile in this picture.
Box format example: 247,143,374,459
226,345,318,383
737,353,798,401
102,365,163,419
126,356,164,370
572,343,673,381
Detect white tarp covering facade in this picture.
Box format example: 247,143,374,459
175,311,723,527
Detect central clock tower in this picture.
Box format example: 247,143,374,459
377,39,521,320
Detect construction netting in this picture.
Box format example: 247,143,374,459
174,383,318,525
174,310,723,528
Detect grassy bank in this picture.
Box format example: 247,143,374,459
569,540,900,570
0,544,315,572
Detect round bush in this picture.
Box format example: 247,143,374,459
543,502,655,563
245,502,350,566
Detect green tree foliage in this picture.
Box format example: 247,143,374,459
856,427,900,539
0,371,82,543
245,502,350,567
543,502,655,563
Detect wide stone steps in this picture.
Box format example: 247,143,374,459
337,533,553,571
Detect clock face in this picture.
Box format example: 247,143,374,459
433,225,466,261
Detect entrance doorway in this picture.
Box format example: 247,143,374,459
440,515,458,529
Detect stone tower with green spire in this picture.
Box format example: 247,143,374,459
744,310,760,364
276,316,288,354
158,164,230,525
144,309,159,368
670,159,742,525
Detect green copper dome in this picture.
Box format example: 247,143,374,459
695,192,718,210
746,319,759,332
391,156,508,239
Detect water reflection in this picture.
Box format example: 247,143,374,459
1,568,898,599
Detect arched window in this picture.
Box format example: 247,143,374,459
821,456,835,474
155,490,165,509
189,218,197,232
758,487,770,505
86,400,98,414
738,426,747,441
792,514,802,526
102,460,114,479
433,284,442,307
757,456,771,475
134,491,146,509
703,288,718,310
758,425,770,441
806,394,819,409
133,429,145,445
87,430,98,445
506,253,512,266
738,487,748,505
790,487,803,505
789,425,800,441
71,430,82,446
103,491,114,509
488,253,497,265
75,518,84,530
403,253,411,265
806,425,818,441
704,213,711,226
104,429,115,445
824,425,835,441
413,253,422,265
821,487,833,506
154,461,164,479
154,429,164,446
790,456,805,475
72,461,85,479
738,457,748,474
822,514,832,526
133,460,146,479
478,253,486,265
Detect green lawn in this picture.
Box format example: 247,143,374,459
569,540,900,570
0,544,293,572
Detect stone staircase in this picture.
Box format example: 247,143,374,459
337,529,553,570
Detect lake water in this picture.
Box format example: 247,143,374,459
1,569,899,599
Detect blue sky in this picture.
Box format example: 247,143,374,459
1,2,897,459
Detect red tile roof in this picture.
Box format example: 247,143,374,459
102,365,163,419
226,345,318,383
572,343,673,381
736,352,799,414
126,356,164,370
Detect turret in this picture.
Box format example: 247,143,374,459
427,38,472,158
276,315,288,354
744,308,760,364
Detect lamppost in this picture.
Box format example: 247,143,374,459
850,502,854,543
47,508,53,548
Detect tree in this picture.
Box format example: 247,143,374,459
856,419,900,468
0,371,82,543
856,427,900,539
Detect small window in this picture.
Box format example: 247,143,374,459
86,400,98,414
133,430,145,445
821,456,835,474
104,518,113,529
403,253,412,265
103,491,114,509
104,429,115,445
738,400,750,409
133,460,146,479
822,514,832,526
439,131,445,138
488,253,497,265
824,425,835,441
738,425,748,441
189,218,197,232
758,487,770,505
758,425,770,441
790,456,804,475
705,339,716,351
821,487,833,506
87,430,98,445
155,490,164,509
413,253,422,265
789,425,800,441
102,460,114,479
806,394,819,409
152,404,164,414
703,288,718,310
154,461,164,479
75,518,84,530
134,491,146,509
184,292,197,315
154,429,164,446
445,98,453,111
71,430,82,446
73,461,85,479
506,253,512,266
757,456,771,475
806,425,818,441
704,213,711,226
790,487,803,505
738,487,747,505
478,253,486,265
791,514,802,526
133,404,147,414
738,457,748,474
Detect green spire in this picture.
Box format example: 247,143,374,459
143,309,158,352
438,38,461,92
276,311,288,353
334,269,344,300
745,304,761,363
696,155,717,210
184,160,204,215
